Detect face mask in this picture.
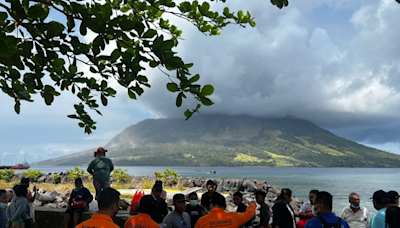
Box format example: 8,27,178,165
351,204,360,209
0,203,7,210
73,186,82,191
190,200,198,206
312,204,320,216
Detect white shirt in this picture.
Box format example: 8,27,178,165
300,202,312,213
340,206,371,228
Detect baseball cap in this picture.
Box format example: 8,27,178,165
387,191,399,204
97,147,108,153
371,190,390,205
173,194,186,202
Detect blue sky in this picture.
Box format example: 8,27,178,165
1,0,400,163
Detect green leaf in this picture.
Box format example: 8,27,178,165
184,109,193,119
14,101,21,114
79,23,87,36
238,10,243,21
101,94,108,106
0,12,7,22
200,97,213,106
90,67,97,73
167,83,179,92
43,92,54,105
28,4,49,20
189,74,200,83
143,29,157,38
0,40,16,58
249,20,256,27
201,84,214,96
176,93,183,107
128,89,136,99
69,65,77,74
149,61,159,68
101,3,112,20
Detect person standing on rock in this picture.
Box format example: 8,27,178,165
195,192,256,228
75,187,120,228
0,190,8,228
20,178,36,224
185,192,205,228
233,192,254,228
163,194,191,228
339,192,370,228
272,188,296,228
297,190,319,228
87,147,114,200
254,190,270,228
304,191,350,228
125,195,159,228
200,180,216,213
64,178,93,228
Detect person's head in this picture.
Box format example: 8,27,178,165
173,194,186,213
20,178,29,187
15,185,28,197
188,192,198,207
255,190,266,204
0,190,8,204
206,180,215,193
210,192,226,209
313,191,333,215
371,190,390,210
152,180,163,199
280,188,292,204
7,189,14,202
233,192,243,206
386,206,400,228
387,191,399,206
97,147,107,157
309,190,319,205
349,192,360,208
98,188,120,218
138,195,156,215
74,178,83,189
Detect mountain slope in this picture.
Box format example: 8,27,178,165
36,115,400,167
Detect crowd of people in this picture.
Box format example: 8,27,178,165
0,147,399,228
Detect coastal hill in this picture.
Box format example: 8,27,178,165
36,114,400,167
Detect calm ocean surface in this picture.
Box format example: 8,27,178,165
25,166,400,214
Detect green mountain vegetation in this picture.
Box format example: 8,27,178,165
37,115,400,167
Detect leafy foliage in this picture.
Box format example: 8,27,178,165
110,168,129,183
21,169,42,182
155,168,180,183
53,173,60,183
0,169,14,181
68,167,90,180
0,0,260,134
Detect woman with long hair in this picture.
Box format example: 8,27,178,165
272,188,296,228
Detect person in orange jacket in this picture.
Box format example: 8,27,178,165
125,195,159,228
195,192,256,228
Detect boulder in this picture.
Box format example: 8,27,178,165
33,199,42,207
181,187,202,197
58,202,68,208
53,196,64,204
118,199,129,210
45,203,58,209
37,175,47,183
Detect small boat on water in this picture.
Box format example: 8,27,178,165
210,170,217,174
12,161,30,170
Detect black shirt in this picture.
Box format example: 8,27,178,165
236,204,253,227
200,192,213,210
151,197,168,223
185,205,205,228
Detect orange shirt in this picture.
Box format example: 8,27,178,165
125,213,159,228
194,204,256,228
75,214,120,228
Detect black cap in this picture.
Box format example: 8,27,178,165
387,191,399,204
371,190,390,205
173,194,185,202
75,178,83,184
138,195,155,214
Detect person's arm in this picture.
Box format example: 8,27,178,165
235,203,257,227
109,159,114,172
87,160,94,175
272,203,283,228
261,206,270,228
162,214,172,228
297,203,311,219
68,190,75,206
366,209,371,227
84,188,93,204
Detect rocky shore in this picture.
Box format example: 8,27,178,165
8,171,304,213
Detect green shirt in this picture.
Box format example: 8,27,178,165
87,157,114,182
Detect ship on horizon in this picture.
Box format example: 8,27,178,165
11,161,30,170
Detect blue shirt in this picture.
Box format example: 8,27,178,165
305,212,350,228
370,208,387,228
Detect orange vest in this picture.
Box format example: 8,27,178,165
125,213,159,228
75,214,120,228
194,204,256,228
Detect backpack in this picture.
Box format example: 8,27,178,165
318,216,342,228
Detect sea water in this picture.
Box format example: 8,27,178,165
23,166,400,214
